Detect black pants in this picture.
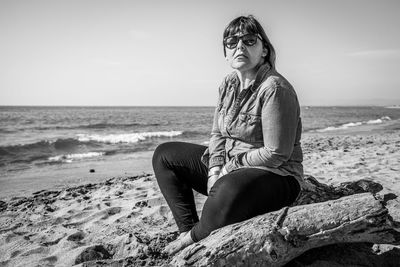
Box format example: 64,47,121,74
152,141,300,242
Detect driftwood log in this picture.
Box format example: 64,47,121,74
170,176,400,266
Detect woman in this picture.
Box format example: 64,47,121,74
152,15,304,254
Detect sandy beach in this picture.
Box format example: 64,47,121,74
1,123,399,266
2,0,400,264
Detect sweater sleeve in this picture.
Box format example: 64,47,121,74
205,80,228,169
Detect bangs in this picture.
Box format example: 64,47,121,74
224,17,260,37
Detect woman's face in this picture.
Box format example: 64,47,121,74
224,31,266,73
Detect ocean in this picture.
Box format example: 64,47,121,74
1,106,400,198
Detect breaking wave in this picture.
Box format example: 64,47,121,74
0,130,184,166
77,131,183,144
314,116,391,132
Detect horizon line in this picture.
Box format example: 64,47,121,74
0,104,398,108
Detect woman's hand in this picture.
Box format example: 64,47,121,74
218,166,228,178
207,166,228,195
207,174,219,195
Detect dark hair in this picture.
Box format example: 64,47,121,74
223,15,276,68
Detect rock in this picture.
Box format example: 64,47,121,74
135,201,148,208
44,205,55,212
106,207,122,215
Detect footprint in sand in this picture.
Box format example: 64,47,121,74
4,232,18,243
135,187,147,191
21,246,47,256
0,213,19,226
103,207,122,217
10,250,21,258
148,196,167,207
63,207,122,228
134,193,148,199
73,244,112,265
1,238,39,262
115,214,134,223
40,235,65,246
63,210,93,221
38,255,58,266
67,231,85,242
0,236,31,256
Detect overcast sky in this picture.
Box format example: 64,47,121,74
1,0,400,106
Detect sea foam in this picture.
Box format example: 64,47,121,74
48,152,105,163
76,131,183,144
315,116,391,132
366,116,391,124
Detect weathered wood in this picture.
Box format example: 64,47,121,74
292,175,384,206
170,177,400,266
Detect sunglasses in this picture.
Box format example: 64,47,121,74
223,34,262,49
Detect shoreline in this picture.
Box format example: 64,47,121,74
2,119,399,201
0,151,154,201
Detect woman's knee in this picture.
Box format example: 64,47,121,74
152,142,177,168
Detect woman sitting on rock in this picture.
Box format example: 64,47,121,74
152,15,304,254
